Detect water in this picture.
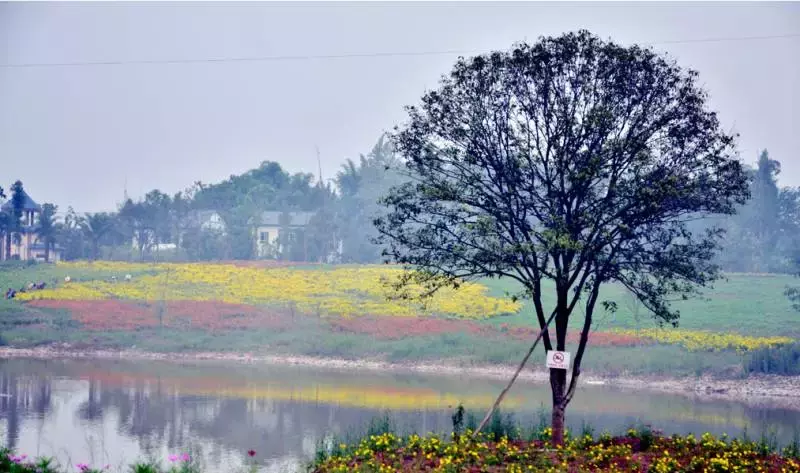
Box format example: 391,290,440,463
0,358,798,472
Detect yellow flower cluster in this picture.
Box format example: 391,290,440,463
313,430,800,473
614,328,793,352
16,262,520,319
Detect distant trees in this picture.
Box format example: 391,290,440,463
714,150,798,273
80,212,116,261
335,136,407,263
375,31,749,444
37,203,58,262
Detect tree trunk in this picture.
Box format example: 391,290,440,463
44,239,50,263
550,367,568,445
551,284,570,446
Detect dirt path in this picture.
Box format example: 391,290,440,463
1,345,799,410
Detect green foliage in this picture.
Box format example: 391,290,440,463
366,413,395,437
744,342,800,375
180,227,226,262
0,448,56,473
129,464,160,473
783,429,800,459
486,410,518,442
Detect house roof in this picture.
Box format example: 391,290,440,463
258,211,315,227
1,189,41,213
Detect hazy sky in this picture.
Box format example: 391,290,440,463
1,2,798,213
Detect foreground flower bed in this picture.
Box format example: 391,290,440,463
311,431,800,473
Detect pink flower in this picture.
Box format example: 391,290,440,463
180,453,191,463
168,454,179,462
76,464,90,472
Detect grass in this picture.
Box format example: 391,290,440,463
480,273,800,337
0,261,797,379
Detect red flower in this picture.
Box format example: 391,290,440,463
247,450,256,457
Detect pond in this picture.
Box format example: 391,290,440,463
0,358,798,472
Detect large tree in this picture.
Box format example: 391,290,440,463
375,31,750,444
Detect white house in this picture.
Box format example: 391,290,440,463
187,210,226,233
254,211,314,259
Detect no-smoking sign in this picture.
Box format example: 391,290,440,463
546,350,571,370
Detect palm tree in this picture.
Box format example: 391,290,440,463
36,203,58,262
80,212,114,261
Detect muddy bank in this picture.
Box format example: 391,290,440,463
1,345,798,409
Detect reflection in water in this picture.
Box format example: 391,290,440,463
0,358,797,472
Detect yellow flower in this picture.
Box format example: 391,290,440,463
21,262,520,319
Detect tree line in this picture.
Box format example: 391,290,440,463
0,136,406,263
0,143,796,269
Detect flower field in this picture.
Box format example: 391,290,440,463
312,430,800,473
16,262,520,319
5,261,796,359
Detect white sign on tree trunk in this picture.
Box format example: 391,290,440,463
546,350,571,370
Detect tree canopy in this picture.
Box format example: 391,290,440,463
375,30,750,444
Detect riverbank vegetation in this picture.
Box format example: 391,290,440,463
1,261,798,379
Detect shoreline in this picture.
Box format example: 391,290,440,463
1,345,799,409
